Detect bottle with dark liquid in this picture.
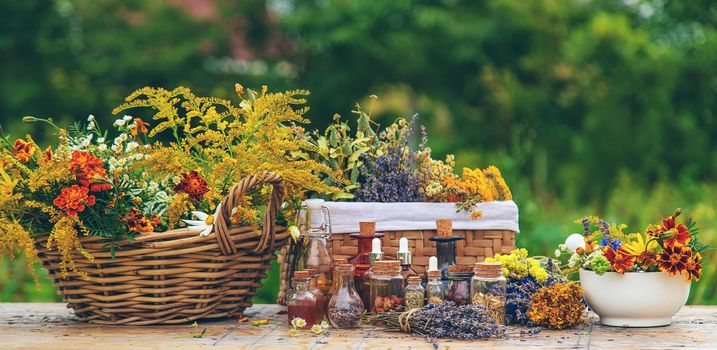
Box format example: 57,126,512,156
287,270,318,329
347,221,384,310
429,219,464,283
304,268,325,321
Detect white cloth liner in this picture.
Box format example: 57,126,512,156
323,200,520,234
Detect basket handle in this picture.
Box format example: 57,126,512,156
213,171,285,256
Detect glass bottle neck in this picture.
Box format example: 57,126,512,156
356,236,373,255
336,273,356,290
294,279,310,292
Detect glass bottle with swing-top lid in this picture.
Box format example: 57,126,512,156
295,199,333,296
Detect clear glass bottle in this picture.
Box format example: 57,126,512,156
471,262,506,325
296,199,333,296
429,219,464,282
304,268,325,321
369,260,405,313
327,264,364,328
349,222,384,308
425,270,445,304
287,270,318,329
396,237,418,285
404,276,425,309
446,265,474,305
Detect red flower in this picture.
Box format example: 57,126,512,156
662,215,676,231
603,246,635,274
53,185,96,217
43,146,53,162
70,151,113,192
11,138,37,163
174,171,209,200
664,223,691,247
656,243,692,277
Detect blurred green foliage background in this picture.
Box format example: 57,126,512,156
1,0,716,305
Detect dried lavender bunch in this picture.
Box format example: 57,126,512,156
354,115,426,202
363,301,505,340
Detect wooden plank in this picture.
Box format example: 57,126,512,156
1,303,716,349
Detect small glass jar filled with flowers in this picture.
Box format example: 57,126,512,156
370,260,405,313
471,262,506,324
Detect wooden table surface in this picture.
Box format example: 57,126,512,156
1,303,716,349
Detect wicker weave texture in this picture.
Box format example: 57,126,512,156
35,172,288,325
329,229,516,273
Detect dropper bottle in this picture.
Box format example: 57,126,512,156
397,237,418,285
359,237,383,311
426,256,445,304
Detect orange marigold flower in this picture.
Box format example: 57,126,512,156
131,118,150,136
12,138,37,163
53,185,96,217
685,252,702,282
656,243,692,277
174,171,209,200
124,208,158,233
603,246,635,274
664,223,691,247
70,151,112,192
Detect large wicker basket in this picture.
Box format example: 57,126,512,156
35,172,288,325
277,228,516,303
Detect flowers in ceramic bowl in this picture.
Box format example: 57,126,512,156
557,209,705,281
556,209,706,327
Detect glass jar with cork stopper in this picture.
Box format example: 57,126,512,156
446,264,474,305
327,264,364,328
369,260,405,313
426,269,445,305
429,219,464,283
404,276,425,309
303,268,326,321
471,262,507,325
287,270,318,329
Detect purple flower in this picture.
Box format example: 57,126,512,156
581,217,590,236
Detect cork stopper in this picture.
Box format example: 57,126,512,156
359,221,376,236
407,276,422,283
374,260,401,275
335,263,355,275
436,219,453,237
334,258,348,265
304,268,317,275
474,262,503,278
448,264,473,273
293,270,310,279
427,270,441,278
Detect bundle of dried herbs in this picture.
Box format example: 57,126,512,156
363,301,505,340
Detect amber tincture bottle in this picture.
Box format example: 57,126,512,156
397,237,418,284
348,221,384,310
287,270,318,329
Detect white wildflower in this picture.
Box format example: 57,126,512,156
123,115,133,122
87,114,95,122
97,137,105,144
98,144,107,152
125,141,139,152
86,121,95,130
114,119,126,127
554,249,561,258
111,144,122,153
